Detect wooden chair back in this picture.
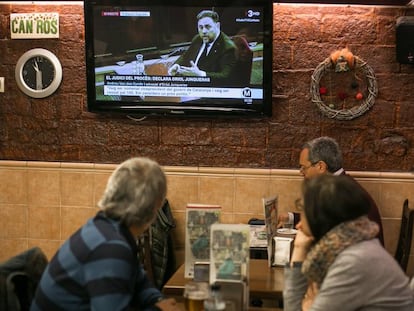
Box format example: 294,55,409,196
395,199,414,272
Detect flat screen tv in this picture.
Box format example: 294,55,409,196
84,0,273,118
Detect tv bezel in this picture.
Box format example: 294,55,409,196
84,0,273,118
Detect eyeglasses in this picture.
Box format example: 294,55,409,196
294,198,304,211
299,161,319,173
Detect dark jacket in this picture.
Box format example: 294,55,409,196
0,247,48,311
137,200,176,289
174,32,238,85
343,173,384,245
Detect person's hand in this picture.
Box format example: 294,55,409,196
277,212,289,228
293,227,314,250
176,61,206,77
155,297,182,311
290,225,314,263
168,64,180,76
302,282,318,311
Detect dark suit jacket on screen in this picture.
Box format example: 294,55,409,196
174,32,238,85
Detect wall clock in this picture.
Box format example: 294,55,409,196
15,48,63,98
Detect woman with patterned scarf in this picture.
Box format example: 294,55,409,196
283,174,414,311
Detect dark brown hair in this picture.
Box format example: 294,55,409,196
302,174,370,241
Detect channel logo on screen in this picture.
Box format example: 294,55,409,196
242,88,252,98
246,10,260,18
236,9,261,22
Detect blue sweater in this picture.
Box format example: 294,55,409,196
31,212,163,311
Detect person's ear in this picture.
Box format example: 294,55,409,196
318,161,329,173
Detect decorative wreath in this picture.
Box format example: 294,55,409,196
310,48,378,121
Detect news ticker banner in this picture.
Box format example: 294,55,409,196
102,75,263,99
104,85,262,99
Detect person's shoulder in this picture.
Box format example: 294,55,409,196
335,240,413,298
343,238,383,254
341,172,378,202
335,239,391,268
76,217,135,263
80,213,130,247
218,32,236,48
341,171,364,185
340,172,370,192
191,34,202,43
323,239,389,283
340,171,352,179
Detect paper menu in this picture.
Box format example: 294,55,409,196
263,195,278,266
209,223,250,283
184,204,221,278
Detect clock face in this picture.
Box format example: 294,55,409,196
22,56,56,90
15,48,62,99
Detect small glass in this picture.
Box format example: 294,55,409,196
294,198,304,211
183,281,209,311
282,222,294,230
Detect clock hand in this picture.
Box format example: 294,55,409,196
33,60,43,90
33,61,39,72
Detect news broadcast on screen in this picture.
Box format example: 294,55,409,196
84,0,272,117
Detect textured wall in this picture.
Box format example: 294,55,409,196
0,3,414,170
0,161,413,276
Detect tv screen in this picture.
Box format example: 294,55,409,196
84,0,273,118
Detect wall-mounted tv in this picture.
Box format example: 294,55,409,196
84,0,273,118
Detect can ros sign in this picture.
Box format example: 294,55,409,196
10,13,59,39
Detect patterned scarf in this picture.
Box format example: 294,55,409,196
302,216,379,286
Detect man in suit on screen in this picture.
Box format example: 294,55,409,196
168,10,239,85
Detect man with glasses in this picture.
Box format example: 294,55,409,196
278,136,384,245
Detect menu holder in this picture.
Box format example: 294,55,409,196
210,223,250,311
249,224,267,248
209,223,250,282
184,204,221,278
262,195,278,267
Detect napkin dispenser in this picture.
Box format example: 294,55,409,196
272,236,294,266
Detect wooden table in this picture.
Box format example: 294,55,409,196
162,259,284,301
